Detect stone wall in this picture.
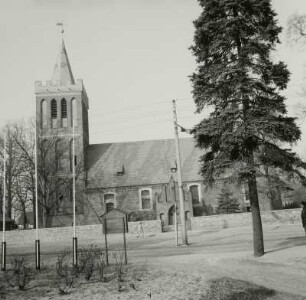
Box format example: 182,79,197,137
4,220,162,244
128,220,162,234
5,224,103,244
4,209,301,244
191,208,301,230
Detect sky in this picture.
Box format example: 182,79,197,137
1,0,306,157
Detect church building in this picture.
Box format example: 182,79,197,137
34,39,290,228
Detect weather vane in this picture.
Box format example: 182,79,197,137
56,22,65,39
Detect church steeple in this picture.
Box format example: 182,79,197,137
51,39,75,85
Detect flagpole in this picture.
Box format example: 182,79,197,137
34,121,40,270
72,118,77,267
2,131,6,271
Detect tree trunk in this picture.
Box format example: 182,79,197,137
31,186,36,228
42,206,46,228
43,207,52,228
7,176,12,219
264,165,274,210
248,173,265,257
22,203,27,229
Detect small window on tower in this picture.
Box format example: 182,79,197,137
51,99,57,128
41,99,47,128
61,99,67,128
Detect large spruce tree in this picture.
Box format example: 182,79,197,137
190,0,305,256
217,185,241,214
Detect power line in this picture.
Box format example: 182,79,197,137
91,108,172,122
91,117,172,135
90,100,171,118
88,94,304,120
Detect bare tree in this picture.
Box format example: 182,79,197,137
287,13,306,131
1,119,84,228
9,120,36,228
36,125,84,227
0,124,28,222
287,13,306,43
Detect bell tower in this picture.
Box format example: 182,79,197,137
35,39,89,226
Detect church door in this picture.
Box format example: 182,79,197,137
168,205,175,225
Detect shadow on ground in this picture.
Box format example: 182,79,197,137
266,236,306,254
202,277,303,300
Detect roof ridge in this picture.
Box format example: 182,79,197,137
89,137,193,147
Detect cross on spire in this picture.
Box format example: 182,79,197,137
56,22,65,39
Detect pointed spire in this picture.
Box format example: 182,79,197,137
51,39,75,85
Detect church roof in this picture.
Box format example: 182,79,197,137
51,39,75,85
86,138,203,189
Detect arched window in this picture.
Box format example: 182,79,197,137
139,188,152,210
61,98,67,127
51,99,57,128
168,205,175,225
104,193,116,212
71,98,77,127
189,184,200,205
41,99,47,128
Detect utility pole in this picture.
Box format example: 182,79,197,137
172,100,188,245
172,177,179,246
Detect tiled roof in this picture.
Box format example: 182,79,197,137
86,138,203,188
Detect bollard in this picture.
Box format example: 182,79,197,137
35,239,41,270
1,241,6,271
73,237,78,267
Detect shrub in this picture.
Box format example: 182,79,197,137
56,250,75,294
112,250,126,282
95,250,106,281
4,257,32,290
282,201,301,209
193,205,205,217
78,245,97,281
